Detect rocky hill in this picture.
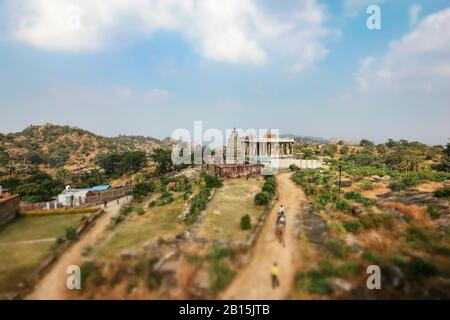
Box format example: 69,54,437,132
0,124,171,176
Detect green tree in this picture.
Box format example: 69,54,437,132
150,148,173,174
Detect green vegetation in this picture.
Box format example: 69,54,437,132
344,191,376,207
199,178,265,241
240,214,252,230
323,239,348,259
359,214,394,230
395,257,438,280
95,194,185,257
254,176,277,206
434,186,450,198
96,151,148,178
0,214,88,294
343,220,363,234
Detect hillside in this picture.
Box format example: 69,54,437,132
0,124,170,177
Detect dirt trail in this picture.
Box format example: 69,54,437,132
26,197,129,300
221,172,305,300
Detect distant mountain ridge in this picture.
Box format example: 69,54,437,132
280,134,329,144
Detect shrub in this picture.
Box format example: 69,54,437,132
343,220,363,234
324,239,348,259
262,183,276,195
134,207,145,215
80,261,103,287
389,182,407,191
401,257,438,280
359,214,394,230
254,192,270,206
186,187,212,225
295,270,333,295
427,206,440,220
344,191,376,206
148,201,156,208
434,186,450,198
209,263,235,293
240,214,252,230
65,225,77,240
289,164,299,171
132,182,154,201
118,202,131,213
404,226,430,246
334,198,351,212
208,247,234,260
201,172,223,188
362,251,380,264
360,181,374,191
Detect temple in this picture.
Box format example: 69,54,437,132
214,129,321,178
226,129,295,164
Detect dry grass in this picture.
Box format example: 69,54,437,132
94,194,186,258
196,178,265,241
382,202,433,226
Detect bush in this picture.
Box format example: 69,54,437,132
134,207,145,215
427,206,440,220
343,220,363,234
401,257,438,280
80,261,104,287
334,198,351,212
295,270,333,295
434,186,450,198
65,225,77,240
132,182,154,201
262,183,276,195
240,214,252,230
324,239,348,259
186,187,212,225
389,182,407,191
201,172,223,188
359,214,394,230
289,164,299,171
208,247,234,260
209,263,235,293
344,191,376,206
362,251,380,264
254,192,270,206
360,181,374,191
404,226,430,246
148,201,156,208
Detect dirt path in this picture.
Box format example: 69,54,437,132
26,197,129,300
221,172,305,299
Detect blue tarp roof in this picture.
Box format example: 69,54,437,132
90,185,110,191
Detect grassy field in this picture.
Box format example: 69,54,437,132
94,193,187,258
0,214,89,294
197,177,265,241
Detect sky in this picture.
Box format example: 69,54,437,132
0,0,449,145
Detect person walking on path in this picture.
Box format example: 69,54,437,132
271,262,280,289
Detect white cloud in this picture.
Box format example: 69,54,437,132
354,8,450,94
2,0,331,70
409,5,422,27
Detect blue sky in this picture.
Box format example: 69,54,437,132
0,0,449,145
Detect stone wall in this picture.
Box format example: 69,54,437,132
214,164,264,179
0,195,20,226
85,185,132,206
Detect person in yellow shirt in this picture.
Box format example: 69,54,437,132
271,262,280,289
